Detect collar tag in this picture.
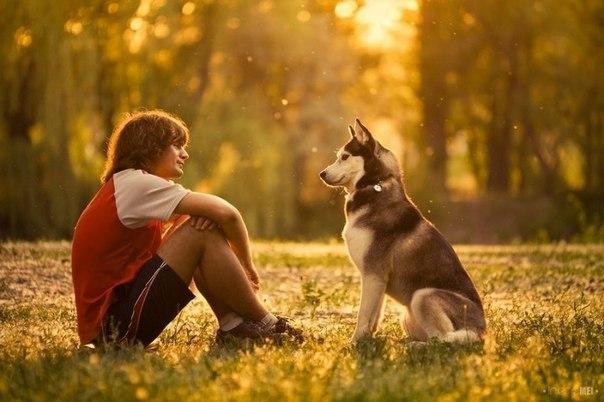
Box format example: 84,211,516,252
373,184,382,192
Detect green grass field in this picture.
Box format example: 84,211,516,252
0,242,602,401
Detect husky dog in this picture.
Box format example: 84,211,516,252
320,119,486,343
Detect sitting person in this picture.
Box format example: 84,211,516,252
71,110,302,347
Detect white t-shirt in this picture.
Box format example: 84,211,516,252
113,169,190,229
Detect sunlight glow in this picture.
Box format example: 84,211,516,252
227,18,241,30
136,0,152,17
297,10,312,23
65,20,83,35
107,3,119,14
182,2,196,16
129,17,144,31
335,0,358,18
258,0,273,14
153,19,170,38
15,27,32,47
354,0,418,48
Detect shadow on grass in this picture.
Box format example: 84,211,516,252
344,335,485,372
402,340,485,367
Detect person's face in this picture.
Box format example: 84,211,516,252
149,144,189,179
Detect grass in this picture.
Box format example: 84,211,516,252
0,241,603,401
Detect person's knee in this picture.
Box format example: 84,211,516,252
162,221,226,252
157,224,228,278
180,224,226,248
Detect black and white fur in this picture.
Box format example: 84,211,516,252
320,119,486,343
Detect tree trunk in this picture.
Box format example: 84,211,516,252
192,2,218,107
418,0,450,193
487,43,518,193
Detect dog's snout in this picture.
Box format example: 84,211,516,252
320,170,327,180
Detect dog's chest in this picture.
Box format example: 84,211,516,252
342,207,373,271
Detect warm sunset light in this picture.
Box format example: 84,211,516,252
1,1,602,400
339,0,418,47
334,0,357,18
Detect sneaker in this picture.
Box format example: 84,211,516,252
267,316,304,343
215,320,263,344
216,317,304,345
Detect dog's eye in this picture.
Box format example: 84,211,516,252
341,154,349,161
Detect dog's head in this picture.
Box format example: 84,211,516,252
320,119,400,193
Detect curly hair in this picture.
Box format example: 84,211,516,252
101,110,190,183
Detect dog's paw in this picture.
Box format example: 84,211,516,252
405,340,427,349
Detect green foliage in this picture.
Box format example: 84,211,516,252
0,0,602,240
0,241,603,401
300,278,325,317
418,0,604,195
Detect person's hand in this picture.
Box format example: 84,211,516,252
242,261,260,291
189,215,217,231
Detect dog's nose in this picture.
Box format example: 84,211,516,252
320,170,327,179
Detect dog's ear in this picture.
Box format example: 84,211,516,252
354,118,376,152
348,125,356,139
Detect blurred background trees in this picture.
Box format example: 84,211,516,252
0,0,602,242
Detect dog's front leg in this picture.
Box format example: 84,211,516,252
352,274,387,342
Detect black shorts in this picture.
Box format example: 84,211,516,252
98,255,195,347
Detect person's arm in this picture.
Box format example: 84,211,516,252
173,192,259,288
161,211,188,234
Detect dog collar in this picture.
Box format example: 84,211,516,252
371,175,395,192
354,174,395,194
364,179,387,193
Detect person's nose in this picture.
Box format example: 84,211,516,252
182,149,189,159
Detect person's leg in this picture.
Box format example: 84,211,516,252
192,269,247,332
156,221,269,322
98,255,195,347
192,269,231,318
157,218,303,343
